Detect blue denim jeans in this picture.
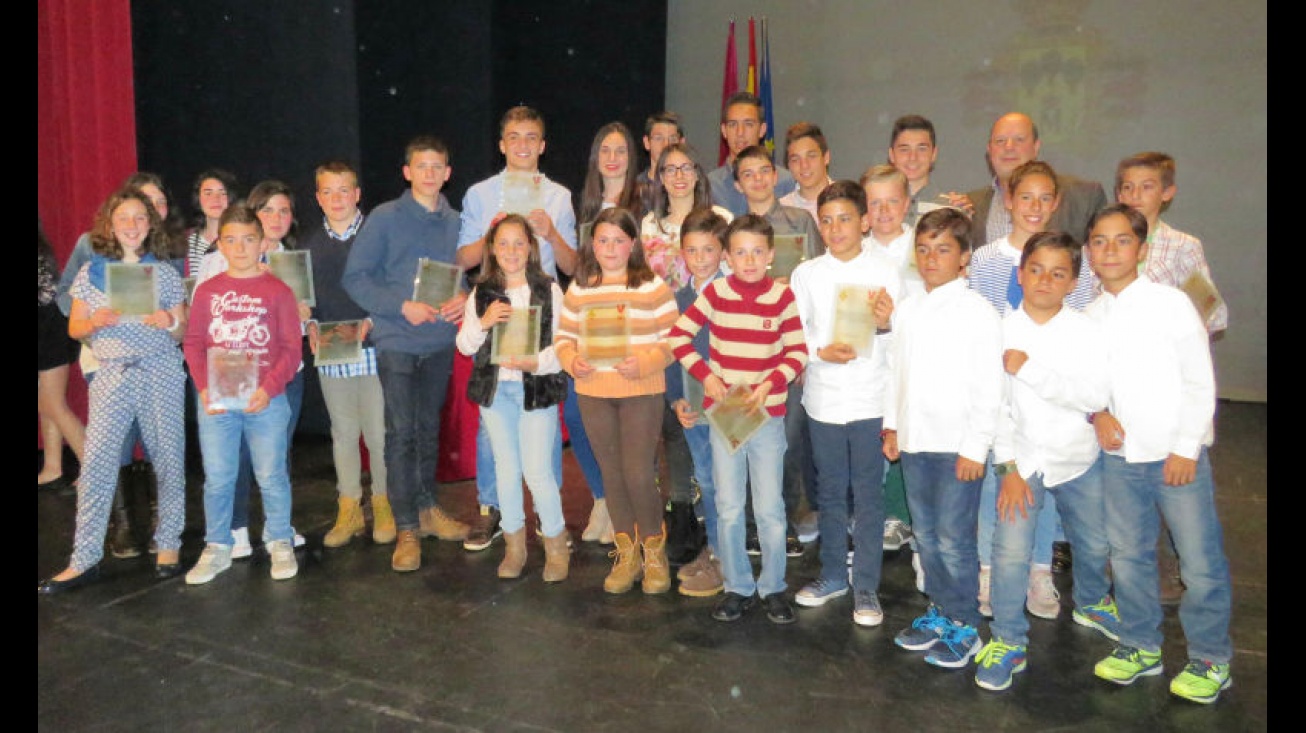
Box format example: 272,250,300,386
990,458,1111,646
479,382,565,536
377,348,453,531
1103,450,1233,663
809,417,886,592
231,365,304,529
197,394,293,545
901,451,984,628
684,422,718,554
978,450,1059,567
475,409,563,510
712,416,787,598
563,377,605,500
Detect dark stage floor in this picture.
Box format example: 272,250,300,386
38,400,1266,732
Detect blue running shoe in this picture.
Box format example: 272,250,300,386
974,638,1028,691
1072,596,1120,641
924,622,981,669
895,605,950,651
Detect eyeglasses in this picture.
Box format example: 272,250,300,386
660,163,696,178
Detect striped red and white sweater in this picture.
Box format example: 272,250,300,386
667,275,807,417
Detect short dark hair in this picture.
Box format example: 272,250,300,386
1021,230,1083,277
1007,160,1059,197
731,144,774,181
405,135,449,166
785,121,828,156
724,212,774,250
890,114,936,148
500,105,545,137
644,110,684,138
817,179,867,217
681,207,728,242
1088,203,1150,243
1115,151,1177,191
721,91,763,122
218,202,264,239
915,206,974,253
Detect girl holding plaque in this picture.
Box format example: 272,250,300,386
554,207,679,595
456,214,571,582
39,187,190,592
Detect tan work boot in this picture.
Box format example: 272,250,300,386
582,498,610,542
324,496,366,548
604,532,643,594
542,530,571,583
391,529,421,572
419,505,470,541
498,529,528,579
371,494,396,544
641,527,671,595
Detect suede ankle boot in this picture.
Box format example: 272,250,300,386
371,495,396,544
641,525,671,594
498,529,528,579
542,530,571,583
604,532,643,594
324,496,366,548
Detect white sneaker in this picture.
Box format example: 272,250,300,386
912,550,926,594
1026,567,1061,619
185,543,233,585
268,539,299,580
293,532,306,548
979,565,993,617
882,519,913,551
230,527,252,559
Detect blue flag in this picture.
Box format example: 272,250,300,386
759,17,775,154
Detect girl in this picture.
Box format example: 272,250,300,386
456,214,570,581
554,207,679,595
577,121,644,226
186,168,239,278
38,221,85,491
38,187,189,592
640,142,733,293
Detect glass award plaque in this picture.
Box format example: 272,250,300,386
412,258,464,309
578,302,631,368
705,383,769,455
682,366,707,426
1180,270,1224,326
267,250,315,306
830,284,883,357
490,305,541,365
501,171,545,215
182,276,198,305
207,347,259,411
105,262,159,320
768,233,808,279
315,320,365,367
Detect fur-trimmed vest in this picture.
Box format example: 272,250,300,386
465,273,568,410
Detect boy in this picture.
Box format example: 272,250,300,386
665,208,730,597
969,160,1098,621
455,106,577,551
779,122,833,222
882,207,1003,668
973,231,1118,692
886,114,968,225
302,160,393,548
640,111,684,214
708,91,797,217
343,135,472,574
1084,204,1234,704
183,205,304,584
1116,151,1227,336
668,214,808,624
733,143,822,555
789,180,901,626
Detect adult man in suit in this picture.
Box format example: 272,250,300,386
967,112,1106,245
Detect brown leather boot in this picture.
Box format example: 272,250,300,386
419,505,470,541
324,496,366,548
498,529,528,579
542,530,571,583
603,532,643,594
371,495,396,544
391,529,421,572
641,525,671,594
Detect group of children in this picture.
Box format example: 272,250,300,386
37,100,1235,706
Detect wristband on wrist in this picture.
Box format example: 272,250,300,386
993,461,1018,477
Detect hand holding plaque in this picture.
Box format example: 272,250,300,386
106,262,160,320
830,284,884,357
490,305,541,365
578,303,631,369
705,383,770,455
501,171,545,215
207,347,259,412
267,250,316,306
412,258,464,312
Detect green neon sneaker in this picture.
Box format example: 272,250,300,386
1169,660,1232,704
1094,645,1163,685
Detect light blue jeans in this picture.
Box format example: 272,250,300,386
978,450,1059,567
197,394,293,546
479,382,565,536
712,416,787,598
990,458,1111,646
476,409,562,510
1103,450,1233,663
684,422,718,554
901,451,984,629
